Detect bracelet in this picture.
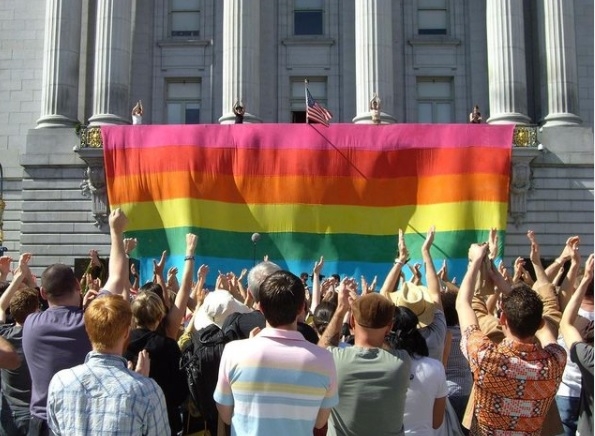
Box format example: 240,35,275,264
394,259,405,266
184,255,195,262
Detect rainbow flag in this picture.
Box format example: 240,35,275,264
102,124,514,286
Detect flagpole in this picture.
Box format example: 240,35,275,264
304,79,309,124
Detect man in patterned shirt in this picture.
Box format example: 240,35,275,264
47,295,170,436
456,243,566,435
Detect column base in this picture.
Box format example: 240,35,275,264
541,113,582,127
36,115,79,129
218,112,262,124
352,112,397,124
88,114,130,126
487,113,532,125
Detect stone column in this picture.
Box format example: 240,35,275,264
36,0,82,128
352,0,396,124
486,0,531,125
219,0,261,124
539,0,581,126
88,0,133,125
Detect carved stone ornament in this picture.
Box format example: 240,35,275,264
509,146,540,227
75,127,109,229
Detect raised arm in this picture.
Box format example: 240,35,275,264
560,254,594,349
165,233,197,340
102,209,129,296
318,278,354,347
188,264,208,312
310,256,324,313
380,229,408,299
558,238,581,312
0,253,31,323
526,231,550,288
0,256,12,282
456,243,489,333
422,226,442,310
545,236,579,282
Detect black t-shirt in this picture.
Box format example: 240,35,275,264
0,324,31,409
125,328,188,436
222,310,319,344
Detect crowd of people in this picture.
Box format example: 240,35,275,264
0,208,592,436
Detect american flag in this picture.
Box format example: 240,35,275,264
306,88,333,126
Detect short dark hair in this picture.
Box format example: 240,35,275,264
313,301,337,335
259,270,305,327
390,306,429,357
503,283,543,339
41,264,79,300
441,291,459,327
10,288,39,324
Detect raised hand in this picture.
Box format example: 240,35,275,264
361,275,377,294
166,267,179,292
134,349,150,377
488,228,499,260
337,277,356,311
313,256,324,275
408,263,422,285
397,229,409,263
526,230,540,264
197,264,209,281
437,259,448,281
422,225,435,252
89,249,101,268
0,256,12,280
123,238,138,256
153,251,167,277
108,208,128,234
186,233,198,254
498,260,511,283
216,271,231,291
468,243,488,263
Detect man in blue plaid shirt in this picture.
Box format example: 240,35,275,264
46,295,170,436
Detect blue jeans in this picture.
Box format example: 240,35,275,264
556,395,580,436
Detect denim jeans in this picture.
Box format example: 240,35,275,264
555,395,580,436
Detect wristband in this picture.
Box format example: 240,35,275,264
394,259,405,266
184,255,195,262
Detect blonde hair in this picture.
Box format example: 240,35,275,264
84,295,132,352
132,291,166,329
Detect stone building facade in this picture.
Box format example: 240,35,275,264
0,0,593,274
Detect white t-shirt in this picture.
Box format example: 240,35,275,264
404,356,448,435
557,307,594,398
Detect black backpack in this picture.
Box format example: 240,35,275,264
180,314,242,430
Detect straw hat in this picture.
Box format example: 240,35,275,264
390,282,436,328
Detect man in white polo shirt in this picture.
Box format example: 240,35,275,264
214,270,338,435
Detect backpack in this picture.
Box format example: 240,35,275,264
180,314,243,430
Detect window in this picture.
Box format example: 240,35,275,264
170,0,200,38
417,78,453,123
290,78,328,123
294,0,323,36
166,80,201,124
418,0,447,35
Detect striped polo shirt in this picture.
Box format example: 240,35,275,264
214,327,338,436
